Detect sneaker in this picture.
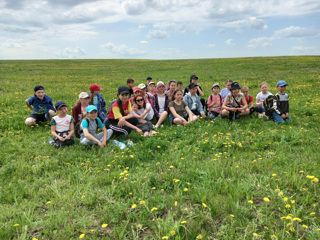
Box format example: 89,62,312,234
154,124,159,129
48,138,54,145
258,113,264,118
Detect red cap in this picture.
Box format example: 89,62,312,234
89,84,103,91
133,87,141,93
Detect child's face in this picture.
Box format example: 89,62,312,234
127,82,134,88
260,84,268,93
226,82,232,90
177,84,183,90
191,78,198,84
119,93,129,103
212,86,220,94
149,84,155,92
277,85,287,93
135,96,145,107
189,87,197,95
132,104,138,112
231,88,239,96
35,90,45,100
157,85,165,93
134,90,141,97
88,110,97,120
58,106,68,115
174,91,183,100
241,89,248,97
80,97,90,105
169,82,176,91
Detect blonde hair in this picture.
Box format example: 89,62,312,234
260,82,268,88
241,86,249,91
225,79,233,84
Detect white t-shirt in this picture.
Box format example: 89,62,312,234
256,91,272,103
52,115,73,132
157,96,165,114
136,103,154,121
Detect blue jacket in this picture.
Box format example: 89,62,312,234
183,92,204,115
89,93,107,121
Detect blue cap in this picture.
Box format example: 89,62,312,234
86,105,98,113
146,76,152,80
55,101,67,110
277,80,288,87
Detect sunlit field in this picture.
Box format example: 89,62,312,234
0,56,319,239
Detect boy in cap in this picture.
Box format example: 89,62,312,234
184,74,205,111
272,80,291,124
49,101,74,148
25,85,56,126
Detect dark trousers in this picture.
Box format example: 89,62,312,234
105,117,139,136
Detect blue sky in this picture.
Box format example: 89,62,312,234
1,0,320,60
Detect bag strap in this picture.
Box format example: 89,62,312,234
232,94,241,108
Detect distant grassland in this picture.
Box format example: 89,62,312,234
0,56,319,239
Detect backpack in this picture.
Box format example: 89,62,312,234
263,94,279,118
206,94,223,114
75,118,100,138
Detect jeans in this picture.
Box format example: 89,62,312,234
272,112,292,124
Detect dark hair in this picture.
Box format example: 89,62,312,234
89,90,96,105
177,81,183,85
127,78,134,84
116,96,125,116
168,80,176,86
133,94,146,109
171,89,183,102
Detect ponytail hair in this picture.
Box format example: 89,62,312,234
117,96,125,116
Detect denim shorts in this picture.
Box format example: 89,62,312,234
28,113,47,123
169,114,186,124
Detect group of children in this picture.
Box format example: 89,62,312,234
25,75,291,149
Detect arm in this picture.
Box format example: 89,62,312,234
169,106,186,123
196,97,205,117
51,125,65,141
239,97,248,110
64,122,74,140
83,128,102,145
122,120,143,135
25,99,33,111
222,97,237,112
99,127,108,147
197,86,204,97
185,105,194,122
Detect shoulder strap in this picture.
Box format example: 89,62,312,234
232,94,241,107
219,94,223,105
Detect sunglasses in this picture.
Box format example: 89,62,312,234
136,98,144,102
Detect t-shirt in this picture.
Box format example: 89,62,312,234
220,88,231,100
240,95,253,105
169,101,187,116
81,117,104,134
191,97,197,110
27,96,53,114
256,92,272,104
225,92,244,108
157,96,166,114
50,115,74,132
136,103,154,121
207,94,222,112
93,96,98,108
107,100,132,119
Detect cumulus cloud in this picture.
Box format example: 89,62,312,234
101,42,145,56
147,30,169,39
122,0,147,15
225,39,234,45
207,44,216,47
56,47,86,59
273,26,320,39
224,17,268,30
140,40,148,44
248,37,272,48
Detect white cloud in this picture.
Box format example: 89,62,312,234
225,39,234,45
224,17,268,30
207,44,216,48
147,30,169,39
140,40,148,44
56,47,86,59
101,42,145,56
273,26,320,39
293,46,317,51
122,0,147,15
248,37,272,48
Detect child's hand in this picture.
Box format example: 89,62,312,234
98,142,105,148
59,136,66,141
137,129,143,135
285,113,289,118
118,118,126,127
281,114,286,119
201,113,206,118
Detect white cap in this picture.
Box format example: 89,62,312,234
79,92,89,99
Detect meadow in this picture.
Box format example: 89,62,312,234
0,56,319,240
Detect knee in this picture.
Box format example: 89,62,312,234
25,118,36,126
162,111,168,117
49,110,55,118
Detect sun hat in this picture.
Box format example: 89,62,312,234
277,80,288,87
133,87,141,93
118,86,129,95
86,105,98,113
230,82,241,90
211,83,220,88
89,84,103,91
78,92,89,99
55,101,67,110
138,83,146,89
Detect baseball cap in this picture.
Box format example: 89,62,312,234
86,105,98,113
190,74,198,80
78,92,89,99
157,81,165,87
118,86,129,95
211,83,220,88
55,101,67,110
34,85,44,92
138,83,146,89
89,84,103,91
146,76,152,80
277,80,288,87
148,81,155,85
188,82,198,89
133,87,141,93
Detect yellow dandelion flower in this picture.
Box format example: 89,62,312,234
272,173,277,177
264,226,269,230
157,146,161,148
311,178,319,183
306,175,314,179
285,204,291,208
278,191,284,196
181,220,187,224
47,201,51,204
290,200,295,204
293,217,301,222
151,207,158,212
140,200,146,205
271,234,278,239
290,227,295,232
310,212,316,215
230,214,235,218
169,165,174,168
196,234,203,239
152,187,156,190
174,201,178,206
81,195,85,199
171,230,176,236
248,200,253,204
79,234,85,239
275,189,280,192
202,203,207,207
238,142,242,147
162,236,168,239
263,197,270,202
302,225,308,229
286,216,292,220
184,188,188,191
14,224,19,227
283,197,288,202
101,223,108,228
32,238,38,240
131,204,137,209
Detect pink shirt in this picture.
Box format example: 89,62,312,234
207,94,222,113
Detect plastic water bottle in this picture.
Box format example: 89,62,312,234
112,140,127,150
126,139,134,147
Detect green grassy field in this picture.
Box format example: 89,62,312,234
0,56,319,239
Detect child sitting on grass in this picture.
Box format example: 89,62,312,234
25,85,56,126
183,82,206,119
132,102,155,136
148,82,156,95
206,83,223,120
255,82,272,117
80,105,113,147
272,80,292,124
240,86,254,114
49,101,74,148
